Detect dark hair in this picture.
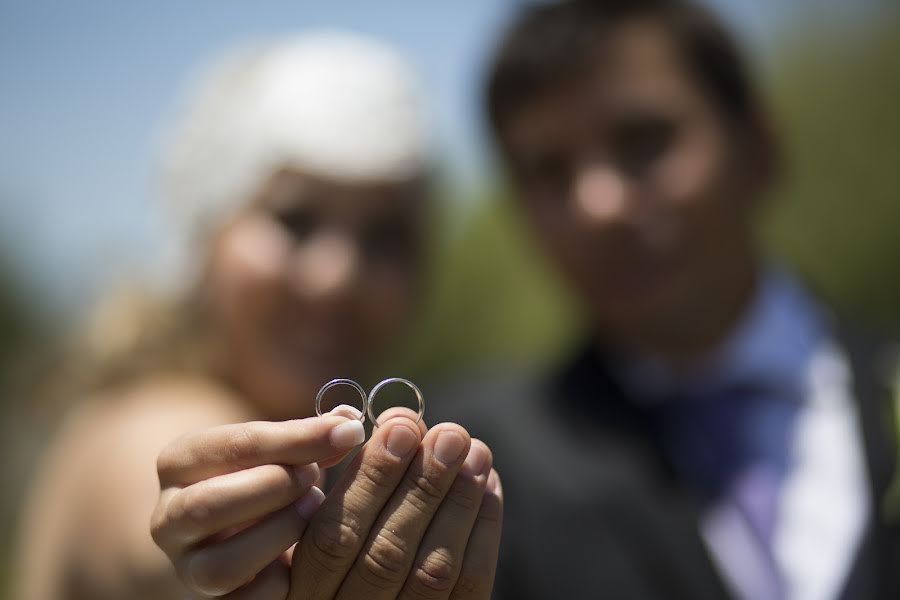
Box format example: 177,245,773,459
485,0,759,138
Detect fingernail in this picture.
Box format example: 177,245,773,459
386,422,419,458
486,470,502,497
294,462,321,487
330,404,362,420
459,443,489,476
433,431,467,465
294,486,326,519
330,419,365,449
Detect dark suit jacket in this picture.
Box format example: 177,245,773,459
428,327,900,599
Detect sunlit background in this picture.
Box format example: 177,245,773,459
1,0,899,595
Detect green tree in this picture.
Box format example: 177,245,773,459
764,9,900,327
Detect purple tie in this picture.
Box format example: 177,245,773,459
652,385,799,599
703,464,784,599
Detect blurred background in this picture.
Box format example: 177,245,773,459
1,0,899,595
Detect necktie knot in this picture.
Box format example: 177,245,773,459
649,381,799,499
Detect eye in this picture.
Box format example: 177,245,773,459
272,206,318,241
361,218,417,263
612,116,677,177
522,151,571,193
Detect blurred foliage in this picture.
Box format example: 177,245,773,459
0,260,35,384
392,186,582,381
763,9,900,327
0,259,39,600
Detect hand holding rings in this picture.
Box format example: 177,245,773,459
315,377,425,428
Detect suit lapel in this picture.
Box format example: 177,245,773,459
833,322,900,598
549,344,732,599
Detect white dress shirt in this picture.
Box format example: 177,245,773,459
618,269,870,600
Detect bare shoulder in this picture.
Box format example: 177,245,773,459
16,374,254,599
43,374,254,504
104,373,256,432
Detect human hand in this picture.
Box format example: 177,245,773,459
288,408,503,600
150,406,366,598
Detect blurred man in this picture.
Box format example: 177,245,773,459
434,1,900,597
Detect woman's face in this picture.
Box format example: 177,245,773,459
205,168,426,420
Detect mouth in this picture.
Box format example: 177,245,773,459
268,322,358,378
590,244,682,304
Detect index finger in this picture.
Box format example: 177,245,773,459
158,415,366,487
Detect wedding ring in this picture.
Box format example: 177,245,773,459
315,378,368,421
367,377,425,428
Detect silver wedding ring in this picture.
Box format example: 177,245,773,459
315,378,368,421
315,377,425,428
367,377,425,428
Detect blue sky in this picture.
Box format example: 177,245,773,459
0,0,879,317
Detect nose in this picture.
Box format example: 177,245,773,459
572,163,632,228
288,232,360,303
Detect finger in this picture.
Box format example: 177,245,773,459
220,560,290,600
378,406,429,436
317,405,372,470
450,470,504,600
153,462,320,552
337,423,472,600
289,416,424,599
329,404,365,422
158,416,365,487
181,487,325,597
317,407,428,470
399,440,493,600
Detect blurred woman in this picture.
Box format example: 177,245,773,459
16,31,502,600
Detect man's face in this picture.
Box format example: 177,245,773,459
501,20,766,349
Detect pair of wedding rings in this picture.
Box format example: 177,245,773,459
315,377,425,428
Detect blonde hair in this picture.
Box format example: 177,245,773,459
54,30,430,403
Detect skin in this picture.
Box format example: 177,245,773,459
499,18,775,365
18,168,503,599
207,168,428,420
152,406,502,600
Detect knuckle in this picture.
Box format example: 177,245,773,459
308,513,364,565
226,424,261,466
186,552,244,596
149,506,169,547
172,483,217,533
406,471,447,509
155,440,183,484
360,530,411,587
476,496,504,527
151,490,199,549
444,484,481,512
409,548,457,597
356,458,401,494
453,570,491,597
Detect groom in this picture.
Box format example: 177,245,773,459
436,0,900,597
